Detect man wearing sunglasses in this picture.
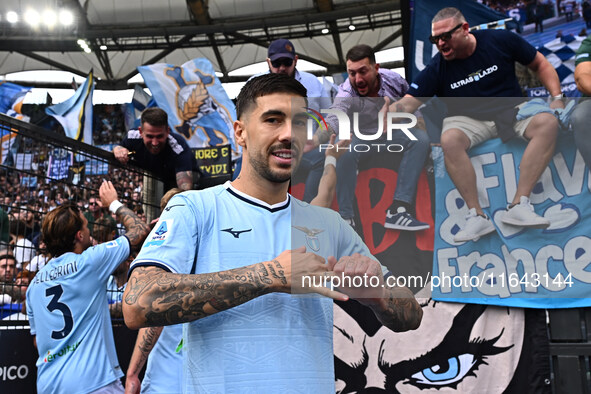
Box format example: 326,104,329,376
84,195,117,238
390,7,563,243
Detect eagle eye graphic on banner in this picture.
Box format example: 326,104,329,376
138,59,241,159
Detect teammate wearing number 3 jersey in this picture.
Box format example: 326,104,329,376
26,181,150,394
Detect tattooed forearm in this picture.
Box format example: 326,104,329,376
369,285,423,332
116,205,150,252
127,326,163,378
123,261,287,329
269,260,287,285
138,326,163,355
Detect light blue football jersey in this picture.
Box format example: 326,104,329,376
131,182,385,394
141,324,183,394
26,236,130,394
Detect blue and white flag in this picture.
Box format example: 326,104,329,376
138,58,240,158
123,85,155,130
536,34,585,84
0,81,30,164
0,81,31,120
409,0,517,82
45,71,94,144
432,134,591,308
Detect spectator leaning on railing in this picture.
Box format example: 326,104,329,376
113,107,195,191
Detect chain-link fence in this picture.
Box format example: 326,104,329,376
0,113,163,328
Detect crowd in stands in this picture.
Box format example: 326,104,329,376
93,104,127,146
0,121,149,321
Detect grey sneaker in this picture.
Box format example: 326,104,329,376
454,208,496,242
501,196,550,229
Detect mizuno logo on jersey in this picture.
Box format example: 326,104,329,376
221,228,252,238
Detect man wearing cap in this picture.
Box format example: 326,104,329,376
256,38,332,202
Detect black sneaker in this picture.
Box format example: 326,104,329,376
384,207,429,231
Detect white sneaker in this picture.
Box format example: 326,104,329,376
453,208,496,242
501,196,550,229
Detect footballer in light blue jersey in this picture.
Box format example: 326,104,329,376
27,236,130,394
124,73,422,394
26,182,151,394
131,182,387,393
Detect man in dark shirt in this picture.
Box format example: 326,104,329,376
392,7,563,243
113,108,194,191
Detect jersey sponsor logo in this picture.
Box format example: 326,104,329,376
292,226,324,252
221,227,252,238
450,65,498,90
43,340,82,363
145,219,173,247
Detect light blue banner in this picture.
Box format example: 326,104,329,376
45,72,94,144
432,135,591,308
138,58,240,159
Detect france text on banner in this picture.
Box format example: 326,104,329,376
432,135,591,308
45,72,94,144
138,58,241,159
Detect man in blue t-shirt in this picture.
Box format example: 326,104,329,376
122,73,422,393
391,7,564,243
113,107,195,191
26,181,150,394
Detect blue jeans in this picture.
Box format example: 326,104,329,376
336,128,431,219
571,99,591,169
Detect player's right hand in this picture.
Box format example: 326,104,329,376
273,246,348,301
99,180,119,209
114,146,130,164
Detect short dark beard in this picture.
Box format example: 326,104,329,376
249,144,298,184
